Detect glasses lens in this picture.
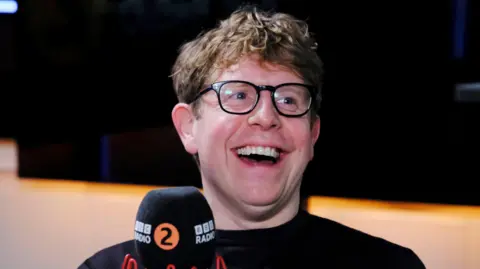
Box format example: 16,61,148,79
274,85,312,115
219,82,257,113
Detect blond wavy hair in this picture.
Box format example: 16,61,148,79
171,5,324,118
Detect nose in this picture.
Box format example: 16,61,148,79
247,91,281,129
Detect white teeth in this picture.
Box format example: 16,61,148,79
237,146,280,159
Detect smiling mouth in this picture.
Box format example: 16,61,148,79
235,146,282,164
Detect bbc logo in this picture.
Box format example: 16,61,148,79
135,220,152,235
194,220,214,235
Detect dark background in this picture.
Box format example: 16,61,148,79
0,0,479,205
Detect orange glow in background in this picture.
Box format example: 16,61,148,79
1,140,480,269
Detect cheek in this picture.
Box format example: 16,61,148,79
196,113,241,155
289,122,315,153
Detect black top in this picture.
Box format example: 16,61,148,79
77,210,426,269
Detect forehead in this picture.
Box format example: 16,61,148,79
214,55,304,86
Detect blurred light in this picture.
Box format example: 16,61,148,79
0,0,17,14
100,135,110,182
455,82,480,103
453,0,467,59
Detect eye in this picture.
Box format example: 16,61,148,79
277,97,296,105
221,85,256,102
225,90,247,99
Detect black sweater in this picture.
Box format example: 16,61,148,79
78,210,426,269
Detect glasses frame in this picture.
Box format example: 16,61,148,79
191,80,316,118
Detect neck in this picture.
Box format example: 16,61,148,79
203,185,301,231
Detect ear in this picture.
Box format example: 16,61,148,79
171,103,198,155
309,115,321,160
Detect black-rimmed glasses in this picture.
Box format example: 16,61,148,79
191,80,315,117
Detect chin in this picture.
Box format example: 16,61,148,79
237,187,282,207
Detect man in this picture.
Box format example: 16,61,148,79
78,5,426,269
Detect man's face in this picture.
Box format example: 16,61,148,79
172,55,320,218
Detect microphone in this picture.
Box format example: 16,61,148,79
133,186,217,269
